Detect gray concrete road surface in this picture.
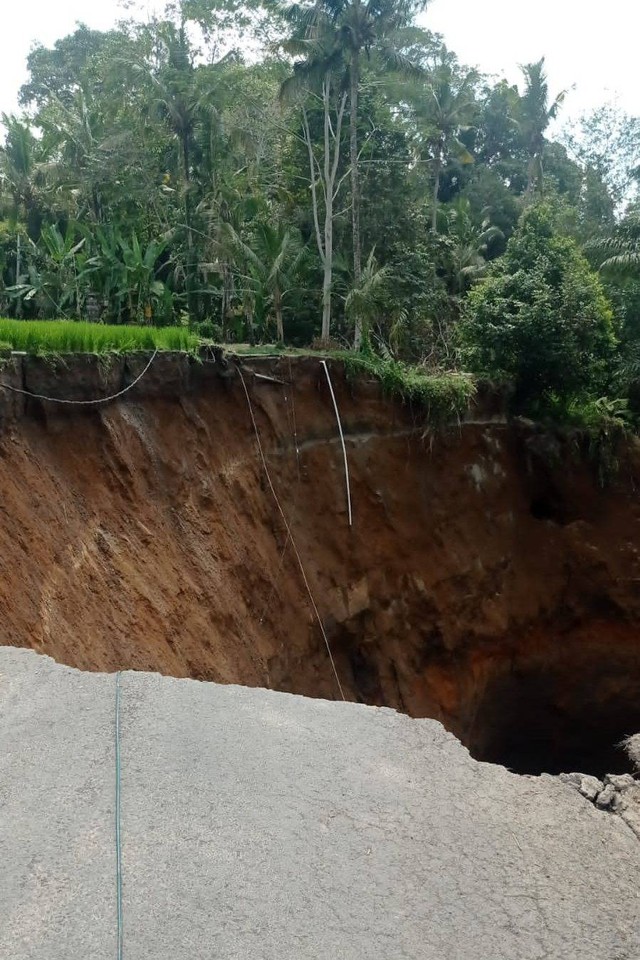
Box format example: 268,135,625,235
1,647,639,960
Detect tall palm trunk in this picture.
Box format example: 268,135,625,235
182,130,198,320
274,286,284,342
526,151,543,195
432,154,442,233
15,232,22,319
221,263,233,336
350,46,363,348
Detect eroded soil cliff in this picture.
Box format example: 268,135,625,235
1,352,640,774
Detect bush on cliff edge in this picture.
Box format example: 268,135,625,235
460,204,616,413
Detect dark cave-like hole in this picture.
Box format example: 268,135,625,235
529,494,566,524
335,625,640,777
466,659,640,777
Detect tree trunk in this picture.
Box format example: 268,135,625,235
221,264,233,337
322,82,335,342
247,304,255,346
321,216,333,340
16,233,22,319
182,131,198,321
432,156,441,233
350,49,363,348
305,85,346,343
527,153,543,195
274,287,284,343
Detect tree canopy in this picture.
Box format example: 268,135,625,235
461,204,615,410
0,0,639,420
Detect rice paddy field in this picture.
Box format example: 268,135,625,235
0,319,199,355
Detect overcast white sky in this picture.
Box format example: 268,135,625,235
0,0,638,122
427,0,640,120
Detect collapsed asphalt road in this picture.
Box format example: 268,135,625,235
1,646,639,960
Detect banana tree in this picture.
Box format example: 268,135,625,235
6,224,90,317
40,224,88,314
116,232,171,323
82,226,172,323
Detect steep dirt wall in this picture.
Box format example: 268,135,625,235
1,352,640,774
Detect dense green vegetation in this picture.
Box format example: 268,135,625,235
0,0,639,421
461,206,616,409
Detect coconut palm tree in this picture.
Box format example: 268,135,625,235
405,61,479,232
441,198,503,293
280,0,429,346
0,115,52,241
223,220,308,342
519,58,568,194
344,249,390,344
132,22,224,319
335,0,429,287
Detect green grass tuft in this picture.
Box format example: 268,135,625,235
340,353,476,423
0,319,199,355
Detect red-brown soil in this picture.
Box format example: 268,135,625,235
2,352,640,773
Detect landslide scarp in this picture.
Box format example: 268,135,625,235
1,352,640,777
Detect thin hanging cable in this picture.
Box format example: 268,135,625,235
287,357,302,482
238,366,346,701
115,672,124,960
257,379,303,628
320,360,353,527
257,481,304,630
0,350,158,405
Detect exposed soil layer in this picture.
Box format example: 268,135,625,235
1,352,640,776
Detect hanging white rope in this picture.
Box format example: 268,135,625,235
0,350,158,405
320,359,353,528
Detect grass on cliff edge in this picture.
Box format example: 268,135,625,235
230,343,476,422
0,319,199,355
341,352,476,423
0,322,474,422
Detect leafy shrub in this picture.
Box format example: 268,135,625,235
460,204,616,412
192,320,223,342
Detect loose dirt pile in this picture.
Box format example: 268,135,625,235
1,353,640,774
